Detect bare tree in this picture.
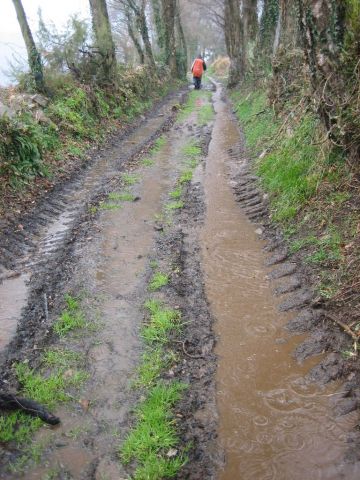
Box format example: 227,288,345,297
89,0,117,81
111,0,156,71
11,0,44,91
224,0,245,87
161,0,177,76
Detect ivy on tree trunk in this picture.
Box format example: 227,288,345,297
11,0,44,92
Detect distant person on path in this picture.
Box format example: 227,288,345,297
191,55,207,90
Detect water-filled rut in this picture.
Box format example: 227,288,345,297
201,87,359,479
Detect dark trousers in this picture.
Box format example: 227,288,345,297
193,76,202,89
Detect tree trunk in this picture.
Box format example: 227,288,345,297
175,1,187,79
243,0,258,43
137,0,157,71
126,10,145,64
151,0,165,51
11,0,44,92
259,0,279,57
89,0,117,81
161,0,178,77
224,0,245,88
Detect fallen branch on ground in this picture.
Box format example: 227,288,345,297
0,394,60,425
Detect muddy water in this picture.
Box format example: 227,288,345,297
0,97,180,351
201,88,360,479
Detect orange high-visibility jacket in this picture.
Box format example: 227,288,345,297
191,58,204,77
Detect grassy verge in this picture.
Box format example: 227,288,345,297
0,294,89,469
231,87,359,333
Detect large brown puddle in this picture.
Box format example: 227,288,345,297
201,87,360,479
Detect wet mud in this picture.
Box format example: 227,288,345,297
0,89,185,363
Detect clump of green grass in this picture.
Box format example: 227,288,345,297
120,382,187,479
1,361,88,450
142,300,181,345
99,201,123,211
0,413,42,445
182,141,201,169
122,173,140,186
179,170,193,184
43,348,84,368
108,191,135,202
257,114,323,222
151,136,166,153
16,362,88,408
169,187,182,199
53,295,86,336
148,272,169,291
166,201,184,211
142,158,154,167
134,348,177,387
89,205,98,214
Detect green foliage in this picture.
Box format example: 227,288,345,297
0,115,52,187
166,200,184,210
142,157,154,167
148,272,169,291
42,348,84,368
232,90,277,150
233,90,337,222
53,294,86,336
142,300,181,345
169,187,182,199
122,173,140,186
179,169,193,184
108,191,135,202
134,348,176,388
0,413,42,445
48,87,95,137
258,114,322,221
120,382,187,479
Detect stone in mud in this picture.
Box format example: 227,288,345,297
267,262,297,280
279,288,314,311
286,308,323,333
274,276,301,295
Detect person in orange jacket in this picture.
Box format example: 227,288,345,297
191,54,207,90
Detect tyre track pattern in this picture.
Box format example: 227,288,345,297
0,90,185,365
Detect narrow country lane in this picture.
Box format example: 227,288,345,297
0,84,359,480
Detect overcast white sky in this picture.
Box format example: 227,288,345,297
0,0,90,86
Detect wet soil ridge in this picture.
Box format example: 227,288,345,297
150,131,220,479
0,90,185,358
226,98,360,447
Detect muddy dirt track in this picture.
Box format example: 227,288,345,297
1,82,360,479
